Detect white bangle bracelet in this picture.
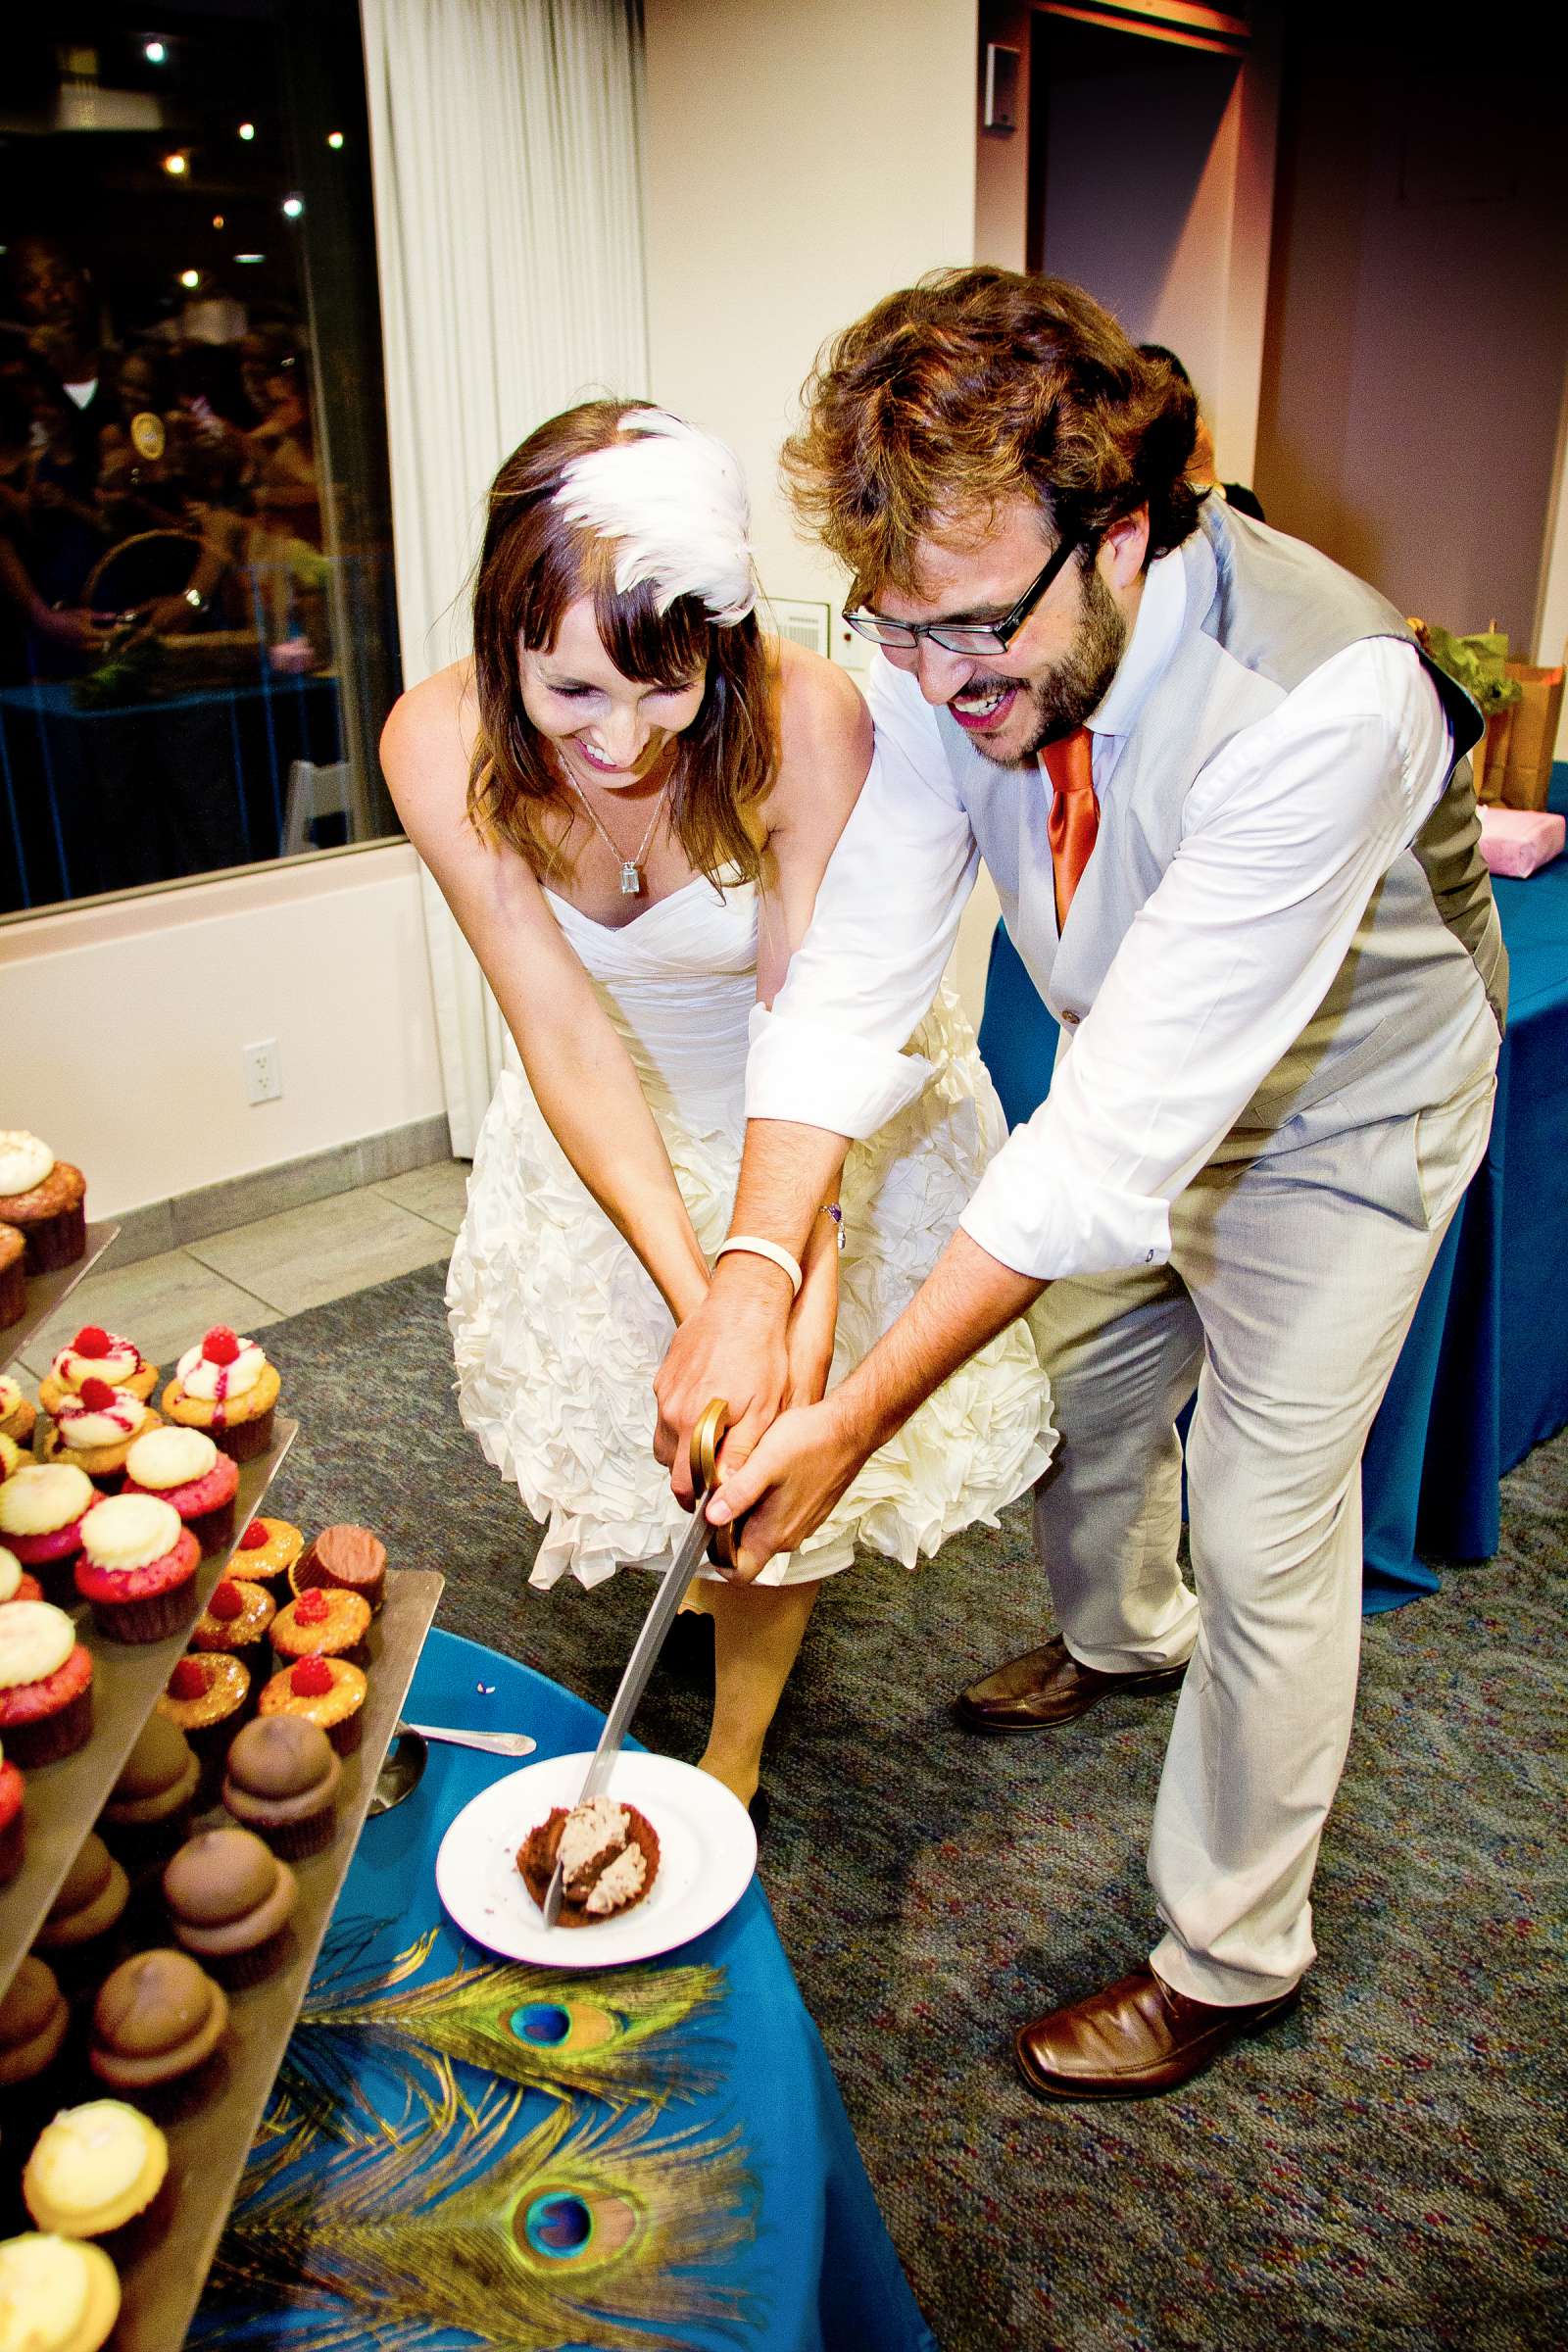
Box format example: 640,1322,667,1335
713,1236,804,1298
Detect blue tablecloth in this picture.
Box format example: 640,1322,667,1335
976,765,1568,1612
190,1627,933,2352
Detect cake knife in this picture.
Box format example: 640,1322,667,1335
542,1396,734,1927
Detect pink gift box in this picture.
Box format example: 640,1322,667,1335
1477,805,1565,879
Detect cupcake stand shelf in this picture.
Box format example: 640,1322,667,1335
0,1370,445,2347
3,1220,122,1371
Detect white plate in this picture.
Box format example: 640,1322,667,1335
434,1750,757,1969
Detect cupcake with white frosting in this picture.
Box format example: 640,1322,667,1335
122,1425,240,1554
162,1325,281,1462
0,1463,101,1598
38,1382,162,1487
38,1326,158,1415
74,1494,199,1644
0,1599,94,1765
0,1373,37,1446
0,1133,86,1273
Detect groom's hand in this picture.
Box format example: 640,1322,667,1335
705,1395,866,1581
654,1258,794,1506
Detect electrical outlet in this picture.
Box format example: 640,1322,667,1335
242,1038,282,1104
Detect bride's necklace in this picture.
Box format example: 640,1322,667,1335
563,766,671,897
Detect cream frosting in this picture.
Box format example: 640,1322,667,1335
175,1338,266,1403
558,1796,629,1893
0,1132,54,1196
80,1494,181,1574
0,1463,94,1539
54,1391,149,1450
0,1375,24,1417
0,1434,24,1480
51,1335,140,1392
584,1840,648,1915
25,2100,166,2215
0,2232,112,2349
125,1426,218,1490
0,1600,75,1689
0,1547,24,1601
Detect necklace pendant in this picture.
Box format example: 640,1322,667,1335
619,859,643,897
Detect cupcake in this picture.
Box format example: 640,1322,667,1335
163,1827,298,1987
38,1382,162,1487
38,1328,158,1415
0,1221,24,1330
0,1463,101,1595
190,1576,275,1674
0,1374,38,1446
0,1736,24,1884
1,1432,30,1486
33,1833,130,1959
99,1714,201,1860
258,1656,367,1756
294,1523,387,1613
162,1326,280,1463
121,1425,239,1555
270,1585,371,1671
157,1652,252,1795
0,1956,70,2089
222,1715,341,1859
87,1948,228,2092
23,2100,170,2238
74,1494,199,1643
229,1514,303,1594
0,2232,121,2352
0,1544,45,1604
0,1133,86,1273
0,1601,94,1767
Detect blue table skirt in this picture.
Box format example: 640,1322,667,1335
191,1629,934,2352
976,765,1568,1613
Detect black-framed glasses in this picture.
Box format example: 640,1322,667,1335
843,530,1083,657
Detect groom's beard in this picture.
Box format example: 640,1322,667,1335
965,565,1129,769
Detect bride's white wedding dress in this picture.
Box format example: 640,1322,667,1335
447,872,1055,1589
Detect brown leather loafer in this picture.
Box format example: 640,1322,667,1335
1013,1966,1299,2100
955,1636,1187,1734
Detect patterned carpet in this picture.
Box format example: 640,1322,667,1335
262,1260,1568,2352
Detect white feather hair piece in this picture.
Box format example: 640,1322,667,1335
554,410,757,626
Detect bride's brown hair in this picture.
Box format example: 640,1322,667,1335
467,399,774,886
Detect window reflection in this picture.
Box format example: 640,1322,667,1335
0,4,402,915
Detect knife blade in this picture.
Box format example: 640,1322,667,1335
541,1397,730,1927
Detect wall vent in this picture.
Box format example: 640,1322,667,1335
766,598,831,658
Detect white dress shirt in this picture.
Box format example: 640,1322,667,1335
746,543,1456,1282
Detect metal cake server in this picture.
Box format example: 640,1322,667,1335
541,1396,732,1927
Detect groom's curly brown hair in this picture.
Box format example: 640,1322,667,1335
780,268,1202,603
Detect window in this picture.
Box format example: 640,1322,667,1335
0,1,402,916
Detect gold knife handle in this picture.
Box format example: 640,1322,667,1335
690,1396,741,1571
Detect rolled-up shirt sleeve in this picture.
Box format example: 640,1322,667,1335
961,639,1455,1278
745,656,980,1139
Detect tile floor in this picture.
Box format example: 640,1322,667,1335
14,1159,471,1382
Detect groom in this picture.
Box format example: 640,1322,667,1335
655,269,1504,2099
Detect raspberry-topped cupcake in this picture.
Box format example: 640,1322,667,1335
0,1132,86,1272
271,1585,370,1670
162,1326,280,1462
191,1577,275,1674
0,1373,37,1446
259,1656,367,1755
229,1515,302,1594
39,1380,161,1486
0,1462,101,1594
74,1494,199,1644
122,1426,239,1554
38,1327,158,1415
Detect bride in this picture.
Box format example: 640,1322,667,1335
383,401,1054,1808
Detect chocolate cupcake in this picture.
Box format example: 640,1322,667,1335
0,1220,24,1330
163,1827,298,1987
34,1833,130,1968
0,1956,70,2089
294,1523,386,1613
0,1132,86,1272
99,1714,201,1863
517,1796,661,1928
88,1947,228,2093
221,1715,341,1858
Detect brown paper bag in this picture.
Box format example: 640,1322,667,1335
1498,660,1564,810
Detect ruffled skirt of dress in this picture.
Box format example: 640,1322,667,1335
446,985,1055,1590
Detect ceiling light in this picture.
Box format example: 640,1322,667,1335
238,122,256,141
235,252,265,265
144,40,167,65
163,152,187,176
179,269,200,289
212,214,224,229
282,195,304,219
327,130,344,150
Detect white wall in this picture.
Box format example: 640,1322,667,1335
0,845,444,1216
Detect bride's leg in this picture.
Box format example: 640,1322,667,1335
697,1578,820,1806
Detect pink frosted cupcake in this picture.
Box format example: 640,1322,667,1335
162,1326,280,1463
0,1739,24,1884
38,1326,159,1415
1,1547,45,1606
0,1463,101,1597
0,1600,94,1765
74,1494,200,1644
122,1427,240,1555
0,1132,86,1272
38,1380,162,1487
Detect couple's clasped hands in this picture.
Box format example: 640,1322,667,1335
653,1259,865,1581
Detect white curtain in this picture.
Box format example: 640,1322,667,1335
361,0,650,1153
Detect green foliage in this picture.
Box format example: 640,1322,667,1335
1421,624,1522,718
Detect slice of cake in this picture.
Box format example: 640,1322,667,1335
518,1794,660,1927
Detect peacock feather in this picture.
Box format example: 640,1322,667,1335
200,2071,758,2350
274,1915,727,2138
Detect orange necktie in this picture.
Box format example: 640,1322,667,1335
1043,726,1099,931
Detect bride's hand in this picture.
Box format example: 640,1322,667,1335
654,1259,792,1506
782,1232,837,1411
